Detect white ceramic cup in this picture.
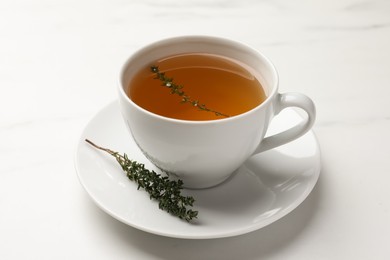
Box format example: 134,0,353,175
118,36,316,189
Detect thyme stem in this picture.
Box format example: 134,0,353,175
85,139,198,222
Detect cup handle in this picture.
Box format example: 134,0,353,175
253,92,316,154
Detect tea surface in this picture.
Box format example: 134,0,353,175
128,53,266,120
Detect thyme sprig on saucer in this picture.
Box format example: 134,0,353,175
85,139,198,222
150,66,229,118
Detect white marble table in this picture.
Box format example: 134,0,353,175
1,0,390,259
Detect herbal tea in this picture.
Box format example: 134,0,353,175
128,53,266,120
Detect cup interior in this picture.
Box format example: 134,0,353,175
119,36,278,115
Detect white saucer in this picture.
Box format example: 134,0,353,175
74,101,321,239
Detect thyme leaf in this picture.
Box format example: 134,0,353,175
85,139,198,222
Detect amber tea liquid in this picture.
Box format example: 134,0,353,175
128,53,266,121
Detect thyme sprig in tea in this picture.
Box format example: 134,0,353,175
85,139,198,222
151,66,229,118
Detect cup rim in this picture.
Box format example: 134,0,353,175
118,35,279,125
